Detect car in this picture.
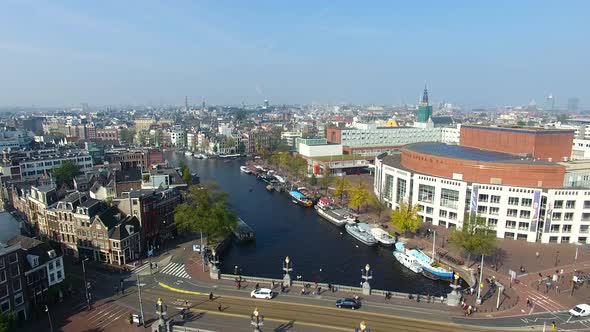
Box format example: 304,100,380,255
336,298,361,310
250,288,274,300
569,304,590,317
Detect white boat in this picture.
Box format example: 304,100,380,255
370,227,396,246
395,242,453,280
274,175,286,183
315,206,356,227
184,151,193,156
345,223,378,246
393,249,423,274
240,166,252,174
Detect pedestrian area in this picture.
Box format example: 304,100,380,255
160,262,192,279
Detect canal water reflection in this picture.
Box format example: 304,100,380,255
166,152,448,295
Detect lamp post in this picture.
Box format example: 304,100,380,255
250,307,264,332
45,305,53,332
554,250,560,267
209,249,220,279
282,256,292,287
476,254,484,305
361,264,372,296
137,274,145,326
355,321,370,332
81,257,91,310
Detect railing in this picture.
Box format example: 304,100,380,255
172,326,215,332
219,274,445,302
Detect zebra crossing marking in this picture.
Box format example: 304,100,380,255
160,262,192,279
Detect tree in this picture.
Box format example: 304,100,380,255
517,120,526,127
174,184,238,238
449,213,498,266
51,160,79,186
237,141,246,154
212,144,218,154
0,313,14,332
334,176,350,205
309,173,318,186
370,193,387,221
119,128,135,145
179,161,192,186
319,165,333,195
390,201,421,234
348,184,370,212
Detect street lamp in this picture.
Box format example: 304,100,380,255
211,249,220,267
554,250,560,267
81,257,91,310
283,256,292,287
476,254,484,305
45,305,53,332
361,264,372,295
250,307,264,332
355,321,370,332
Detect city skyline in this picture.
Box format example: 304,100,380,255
0,0,588,108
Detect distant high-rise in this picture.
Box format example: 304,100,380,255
416,85,433,123
568,97,580,113
263,99,269,109
546,94,555,112
185,96,189,111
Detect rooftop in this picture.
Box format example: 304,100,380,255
462,125,575,134
404,143,556,165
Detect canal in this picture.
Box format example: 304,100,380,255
166,152,449,296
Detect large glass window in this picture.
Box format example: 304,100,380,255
396,178,407,203
508,197,519,206
418,184,435,204
440,189,459,209
383,175,394,201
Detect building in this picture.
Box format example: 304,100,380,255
281,131,303,148
296,138,372,176
134,118,156,132
0,129,32,150
141,168,187,190
416,85,433,123
103,148,164,170
0,151,94,181
0,242,27,320
374,140,590,244
168,129,186,148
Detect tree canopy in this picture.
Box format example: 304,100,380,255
174,184,238,238
319,165,333,195
348,183,370,212
52,160,79,186
119,128,135,145
334,176,350,204
178,161,192,186
449,213,497,265
370,193,387,221
390,201,421,234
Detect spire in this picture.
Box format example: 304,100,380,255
421,84,429,104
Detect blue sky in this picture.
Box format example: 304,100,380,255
0,0,588,108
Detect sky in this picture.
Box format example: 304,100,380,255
0,0,588,108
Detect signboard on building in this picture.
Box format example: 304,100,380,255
530,190,542,232
469,184,479,214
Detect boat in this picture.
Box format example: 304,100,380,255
317,197,331,209
266,184,274,192
345,223,378,246
274,175,286,183
291,200,298,204
370,227,396,246
240,166,252,174
289,191,313,207
184,151,193,156
393,243,423,273
394,242,453,280
315,205,356,227
232,217,255,242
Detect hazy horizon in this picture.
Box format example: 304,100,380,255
1,1,588,108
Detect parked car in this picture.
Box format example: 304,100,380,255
570,304,590,317
250,288,274,300
336,298,361,310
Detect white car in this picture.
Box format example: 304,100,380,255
250,288,274,300
570,304,590,317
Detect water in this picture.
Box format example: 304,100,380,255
166,152,449,296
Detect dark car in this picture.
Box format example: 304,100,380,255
336,298,361,310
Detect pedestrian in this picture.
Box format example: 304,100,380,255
185,300,189,310
218,303,222,312
301,287,306,295
255,283,259,290
551,321,556,330
150,262,153,271
328,283,332,292
535,251,540,259
440,296,444,304
317,286,322,295
526,298,530,307
209,292,213,301
271,280,275,289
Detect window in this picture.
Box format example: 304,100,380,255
554,200,564,209
552,212,562,220
0,285,7,299
0,271,5,284
57,270,62,280
505,220,516,229
507,209,518,217
489,207,500,215
48,262,54,270
439,210,448,218
0,258,3,269
563,225,573,233
477,205,488,214
566,200,576,209
490,195,501,204
521,198,532,207
0,300,8,313
579,237,588,244
449,212,457,220
549,236,558,243
488,218,498,227
418,184,435,203
508,197,519,206
518,222,529,231
383,175,394,201
582,213,590,221
581,225,589,233
12,279,21,292
425,207,433,215
49,273,55,283
564,213,574,221
440,189,459,209
550,224,560,233
8,254,17,264
396,178,407,203
14,293,23,306
56,259,61,268
10,265,19,278
478,194,489,202
584,200,590,209
562,236,570,243
520,210,531,219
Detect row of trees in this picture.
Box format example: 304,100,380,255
268,152,308,181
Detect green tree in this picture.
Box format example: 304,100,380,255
390,201,421,234
309,173,318,186
0,313,14,332
212,144,218,154
119,128,135,145
51,160,79,186
237,141,246,154
174,184,238,238
370,193,387,221
334,176,350,205
348,183,370,212
319,165,333,195
178,161,192,186
517,120,526,126
449,213,498,266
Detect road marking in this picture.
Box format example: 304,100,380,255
160,262,192,279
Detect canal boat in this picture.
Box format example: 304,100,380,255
232,217,255,242
315,205,356,227
317,197,331,209
395,242,453,280
240,166,252,174
289,191,313,207
345,223,378,246
370,227,396,246
184,151,193,156
393,243,423,273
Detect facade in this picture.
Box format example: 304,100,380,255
0,152,93,181
416,86,433,123
281,131,302,148
0,129,32,150
0,243,27,320
296,138,342,158
374,145,590,244
141,168,187,190
103,148,164,170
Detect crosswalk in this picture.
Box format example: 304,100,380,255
520,286,568,313
160,262,192,279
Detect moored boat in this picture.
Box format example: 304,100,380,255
184,151,193,156
315,206,356,227
289,191,313,207
266,184,274,192
232,217,255,242
393,243,423,273
370,227,396,246
240,166,252,174
345,223,378,246
395,242,453,280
